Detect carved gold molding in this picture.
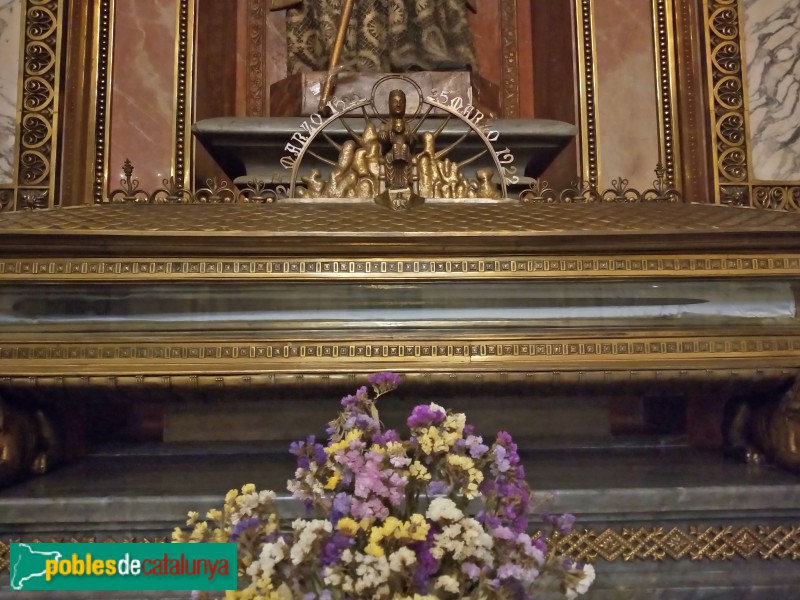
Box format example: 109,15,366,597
173,0,194,191
91,0,112,204
2,526,799,572
652,0,681,188
1,0,64,212
549,526,800,562
0,368,797,390
0,254,798,282
1,333,799,379
499,0,519,118
703,0,800,210
246,0,267,117
575,0,598,185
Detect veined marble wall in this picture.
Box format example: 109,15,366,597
743,0,800,182
593,0,661,190
108,0,179,193
0,0,21,185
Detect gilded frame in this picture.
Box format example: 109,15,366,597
703,0,800,209
0,0,64,212
574,0,681,189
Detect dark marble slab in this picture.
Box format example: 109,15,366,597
1,443,798,536
192,116,577,184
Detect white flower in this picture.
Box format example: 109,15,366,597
247,538,287,581
388,547,417,572
434,574,460,594
565,563,595,599
290,519,332,565
352,553,391,594
429,402,447,416
426,497,463,522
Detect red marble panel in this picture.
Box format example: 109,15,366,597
593,0,660,189
108,0,178,194
470,0,501,88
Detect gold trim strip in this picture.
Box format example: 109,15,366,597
2,526,799,571
0,254,798,281
246,0,267,117
92,0,113,203
499,0,519,118
0,368,796,389
575,0,599,184
172,0,193,190
1,334,798,376
652,0,681,188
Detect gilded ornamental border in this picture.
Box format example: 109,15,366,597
703,0,800,210
1,334,799,378
0,254,797,281
0,0,64,212
2,526,799,571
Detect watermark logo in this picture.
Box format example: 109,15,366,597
10,543,237,591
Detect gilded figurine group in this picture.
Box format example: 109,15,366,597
297,89,502,205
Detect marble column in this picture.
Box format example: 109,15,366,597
743,0,800,181
0,0,22,185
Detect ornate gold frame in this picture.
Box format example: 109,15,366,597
575,0,681,189
703,0,800,209
0,0,65,212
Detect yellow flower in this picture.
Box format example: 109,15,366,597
241,483,256,495
206,508,222,521
337,517,360,536
324,470,341,490
407,513,431,541
381,516,402,537
409,461,431,481
365,541,385,557
186,510,199,526
325,428,363,455
171,527,185,542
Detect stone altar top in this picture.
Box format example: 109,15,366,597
193,116,577,185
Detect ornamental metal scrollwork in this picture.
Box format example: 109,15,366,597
753,187,800,212
10,0,60,212
519,164,681,204
20,114,51,149
18,151,48,185
107,159,284,204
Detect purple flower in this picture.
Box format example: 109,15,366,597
229,517,260,542
466,434,489,459
368,371,402,393
341,386,369,409
542,512,576,535
371,429,400,445
462,561,481,578
492,525,515,540
410,528,440,592
426,480,449,496
289,435,327,470
407,404,446,428
320,532,354,567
